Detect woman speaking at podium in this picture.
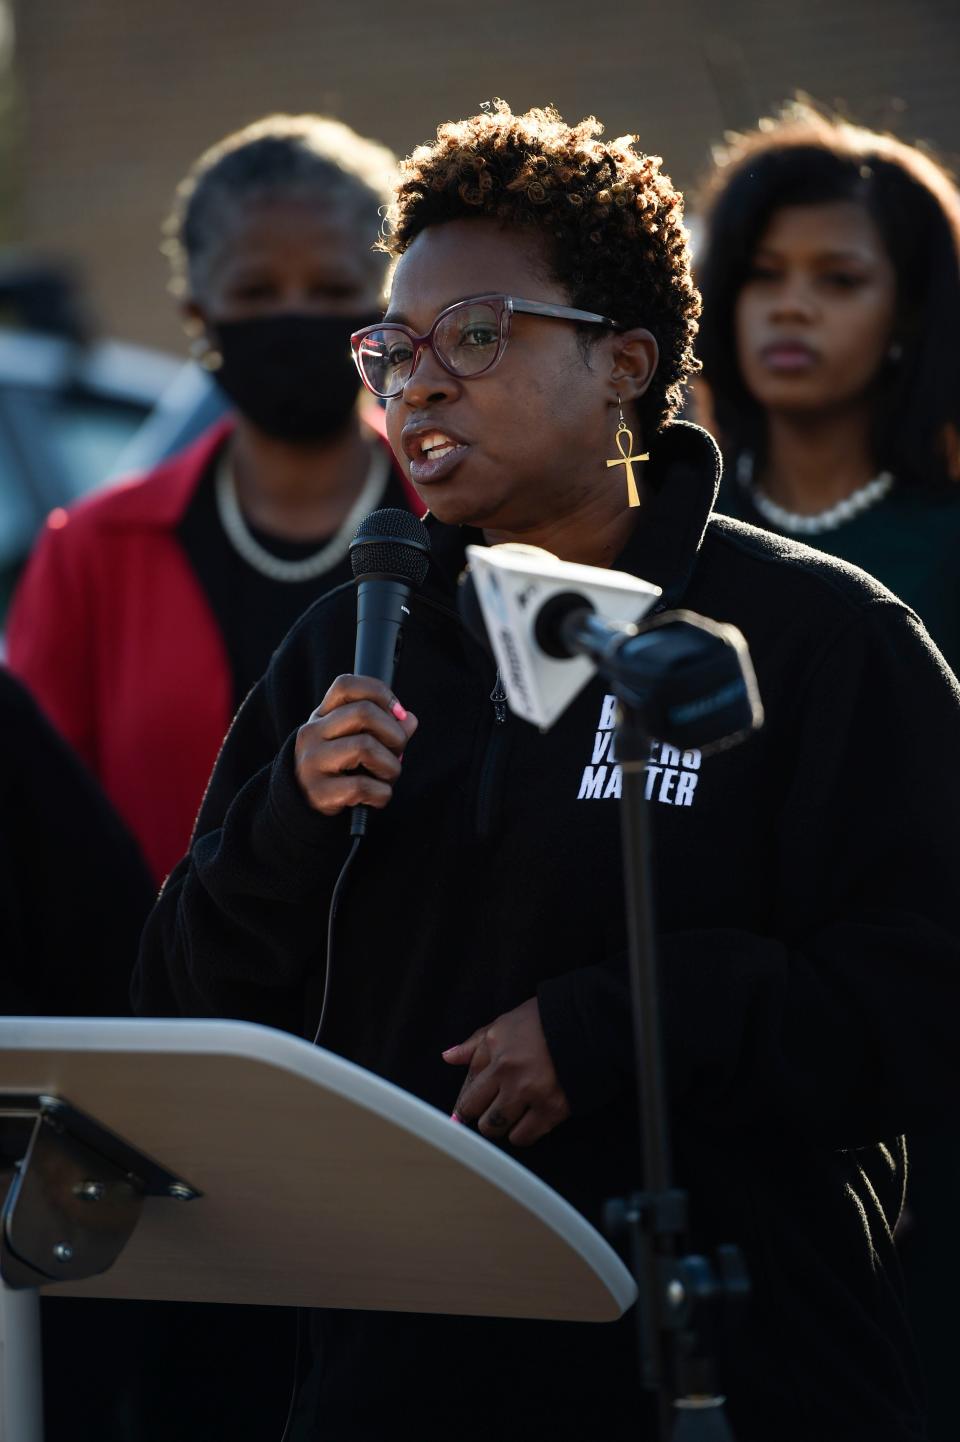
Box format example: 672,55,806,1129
136,102,960,1441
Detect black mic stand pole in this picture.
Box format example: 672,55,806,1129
606,700,748,1442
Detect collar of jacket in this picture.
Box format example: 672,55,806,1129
421,420,721,610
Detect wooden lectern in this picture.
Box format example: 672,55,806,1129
0,1018,637,1442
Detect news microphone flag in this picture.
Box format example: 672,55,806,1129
464,543,661,730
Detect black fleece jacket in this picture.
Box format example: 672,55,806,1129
135,424,960,1442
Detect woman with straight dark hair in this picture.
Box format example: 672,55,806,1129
135,102,960,1441
696,101,960,1440
696,101,960,670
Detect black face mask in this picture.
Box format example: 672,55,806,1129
210,312,378,443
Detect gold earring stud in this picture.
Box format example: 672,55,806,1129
189,335,222,372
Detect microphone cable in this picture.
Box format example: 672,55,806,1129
276,1308,308,1442
311,833,362,1049
278,495,430,1440
277,830,363,1442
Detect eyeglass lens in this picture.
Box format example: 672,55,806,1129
356,301,504,396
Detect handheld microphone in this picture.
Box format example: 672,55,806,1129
348,508,430,837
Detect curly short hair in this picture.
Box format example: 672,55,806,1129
381,101,701,435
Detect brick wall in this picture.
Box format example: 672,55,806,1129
12,0,960,351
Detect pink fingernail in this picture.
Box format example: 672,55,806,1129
450,1111,462,1123
391,700,408,721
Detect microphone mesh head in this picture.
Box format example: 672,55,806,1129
350,507,431,586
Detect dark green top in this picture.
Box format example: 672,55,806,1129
717,473,960,674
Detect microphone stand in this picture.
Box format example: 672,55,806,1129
604,701,749,1442
458,560,761,1435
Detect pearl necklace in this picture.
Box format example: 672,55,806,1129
214,444,389,583
736,453,895,536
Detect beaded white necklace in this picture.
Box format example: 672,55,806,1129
736,453,895,537
214,444,389,583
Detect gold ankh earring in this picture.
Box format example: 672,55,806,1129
606,399,648,508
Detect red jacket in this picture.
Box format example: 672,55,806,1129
7,417,419,882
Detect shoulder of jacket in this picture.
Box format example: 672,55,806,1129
266,581,356,673
701,513,914,621
253,581,359,737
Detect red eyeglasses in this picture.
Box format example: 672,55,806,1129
350,293,620,398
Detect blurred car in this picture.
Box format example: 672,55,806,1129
0,260,226,626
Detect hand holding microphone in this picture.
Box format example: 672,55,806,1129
294,508,429,827
294,674,417,818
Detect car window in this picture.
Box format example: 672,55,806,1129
45,391,152,502
0,417,38,569
0,415,40,627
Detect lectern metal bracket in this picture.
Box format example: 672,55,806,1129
0,1092,201,1290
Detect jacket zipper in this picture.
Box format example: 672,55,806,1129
490,669,507,724
476,669,510,837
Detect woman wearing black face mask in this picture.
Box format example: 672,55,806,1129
8,114,418,885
